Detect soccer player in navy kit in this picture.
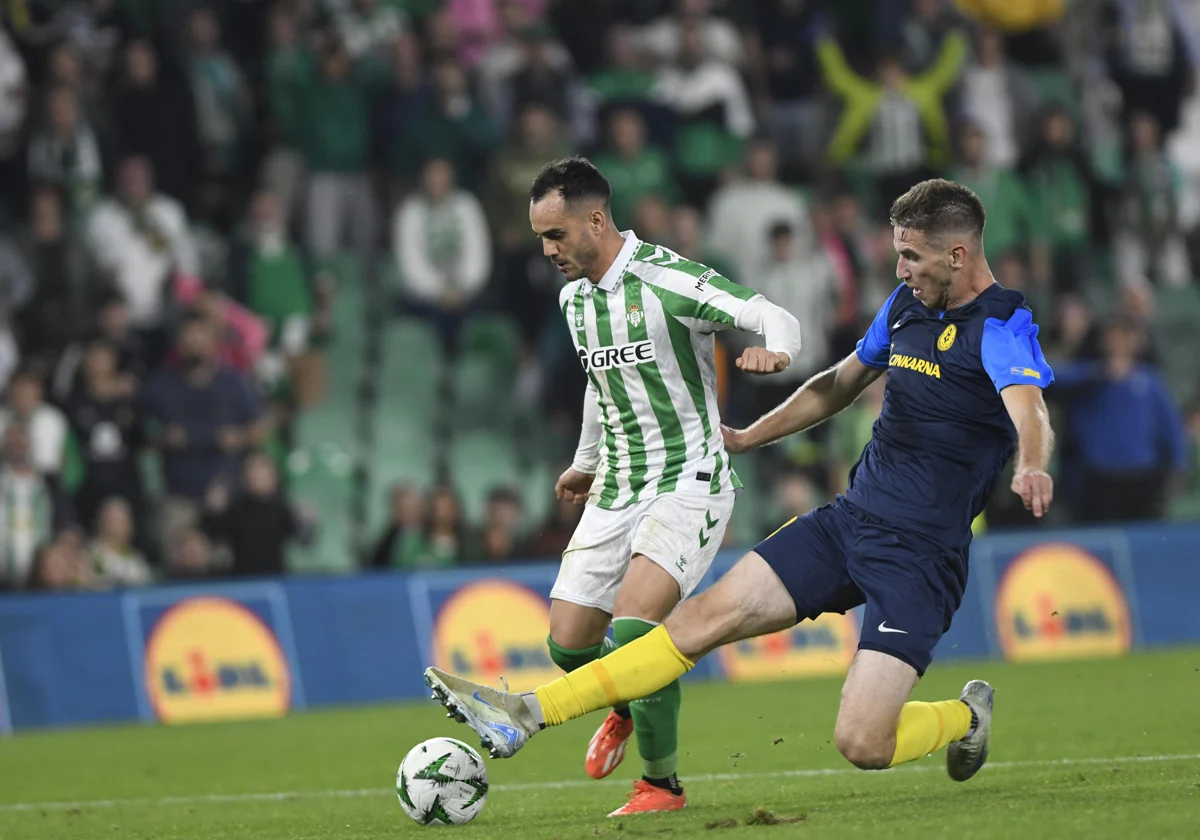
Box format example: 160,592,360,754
426,179,1057,785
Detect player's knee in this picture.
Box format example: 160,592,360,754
546,634,607,672
834,726,892,770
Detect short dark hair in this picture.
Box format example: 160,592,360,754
529,156,611,208
889,178,986,241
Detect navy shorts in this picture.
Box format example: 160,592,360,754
754,497,967,676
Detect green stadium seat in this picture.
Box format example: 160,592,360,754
450,355,517,431
458,314,523,373
286,444,355,572
447,431,521,525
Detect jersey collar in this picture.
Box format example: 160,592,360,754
592,231,640,293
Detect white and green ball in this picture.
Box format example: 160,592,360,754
396,737,489,826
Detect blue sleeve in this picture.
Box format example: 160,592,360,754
855,284,904,368
1150,372,1188,471
981,309,1055,392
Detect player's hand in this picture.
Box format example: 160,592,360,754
555,468,595,505
736,348,790,375
721,424,754,454
1011,468,1054,518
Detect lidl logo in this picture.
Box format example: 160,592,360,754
716,611,858,682
433,581,559,692
144,597,291,724
995,544,1132,662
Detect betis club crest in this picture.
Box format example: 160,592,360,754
626,303,642,328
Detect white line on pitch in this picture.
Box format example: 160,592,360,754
1,752,1197,813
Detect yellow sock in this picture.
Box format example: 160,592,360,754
535,625,693,726
888,700,973,767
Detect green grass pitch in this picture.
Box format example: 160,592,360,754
2,648,1199,839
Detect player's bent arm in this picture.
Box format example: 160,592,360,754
727,352,882,452
732,296,802,373
1001,385,1054,474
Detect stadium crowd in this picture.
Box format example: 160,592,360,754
1,0,1200,588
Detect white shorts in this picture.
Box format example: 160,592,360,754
550,492,736,614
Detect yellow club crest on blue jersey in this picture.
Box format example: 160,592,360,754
937,324,957,352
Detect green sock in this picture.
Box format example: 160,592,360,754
612,617,680,779
546,634,629,716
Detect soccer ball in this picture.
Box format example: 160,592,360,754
396,737,489,826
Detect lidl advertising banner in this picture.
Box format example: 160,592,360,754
993,542,1133,662
131,586,301,725
430,578,560,692
0,522,1196,730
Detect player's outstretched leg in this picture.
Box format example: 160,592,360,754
946,679,993,781
424,551,797,758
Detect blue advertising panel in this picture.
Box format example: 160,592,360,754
0,522,1197,731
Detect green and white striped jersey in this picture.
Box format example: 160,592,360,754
560,231,759,510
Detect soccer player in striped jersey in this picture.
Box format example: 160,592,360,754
526,157,799,816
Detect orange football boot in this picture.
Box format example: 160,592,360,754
586,710,634,778
607,779,687,817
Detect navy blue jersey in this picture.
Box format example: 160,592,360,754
846,282,1054,551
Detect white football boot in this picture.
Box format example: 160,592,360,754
424,667,541,759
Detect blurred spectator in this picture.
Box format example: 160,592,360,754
638,0,745,68
1115,110,1192,287
708,140,815,281
774,469,823,520
295,39,382,263
464,486,531,563
335,0,407,61
733,221,838,417
632,192,672,243
141,314,264,548
1053,317,1187,523
655,20,754,204
374,32,429,195
18,186,89,370
532,493,583,558
185,7,251,194
368,483,428,569
1019,105,1102,292
504,23,579,129
26,536,93,591
228,191,322,408
85,156,198,331
202,451,304,577
420,484,464,567
0,28,27,213
0,370,67,477
0,231,34,341
951,123,1038,262
392,57,500,192
26,84,103,216
61,337,144,537
0,425,75,589
587,23,657,110
749,0,825,169
0,320,17,394
263,3,312,227
163,526,215,580
87,496,152,587
478,3,572,120
52,295,146,402
486,103,570,341
592,107,678,230
395,157,492,348
818,28,966,207
111,39,201,210
959,28,1041,169
1102,0,1199,136
900,0,959,73
667,203,735,278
